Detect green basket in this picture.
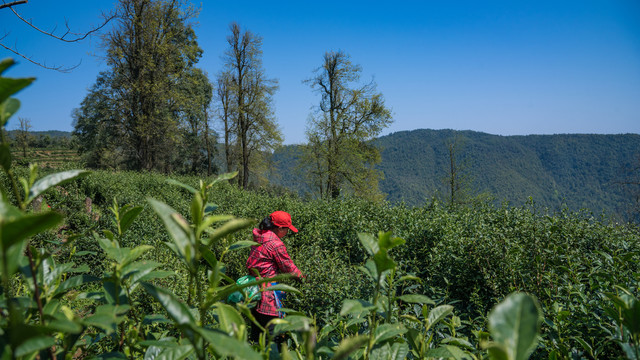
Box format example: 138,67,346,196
226,275,261,304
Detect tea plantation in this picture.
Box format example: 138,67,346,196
3,164,639,359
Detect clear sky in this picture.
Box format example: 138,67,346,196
1,0,639,144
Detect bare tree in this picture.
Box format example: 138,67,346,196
0,1,115,72
15,116,32,158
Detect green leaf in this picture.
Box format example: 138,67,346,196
487,292,542,360
141,282,196,327
374,323,407,344
190,192,203,226
340,299,375,317
397,294,434,305
263,283,301,295
426,305,454,331
377,231,405,251
120,245,153,268
14,335,56,357
27,170,89,204
197,214,234,239
1,211,62,251
0,143,11,172
210,171,238,185
389,342,410,360
332,335,369,360
228,240,259,251
196,328,261,360
0,58,15,75
166,178,197,194
144,343,193,360
373,250,396,274
119,206,143,235
214,303,246,336
148,198,194,264
0,98,20,126
205,218,254,244
84,304,130,334
358,233,379,256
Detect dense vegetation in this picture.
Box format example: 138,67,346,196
272,129,640,221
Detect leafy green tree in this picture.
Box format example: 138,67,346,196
74,0,205,172
173,67,217,175
221,22,282,189
303,50,392,200
72,72,123,169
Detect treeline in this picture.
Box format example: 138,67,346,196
271,129,640,221
72,0,392,199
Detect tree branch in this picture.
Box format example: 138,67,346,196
0,0,27,10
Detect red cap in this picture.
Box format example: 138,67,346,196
270,211,298,233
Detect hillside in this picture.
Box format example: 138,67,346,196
271,129,640,218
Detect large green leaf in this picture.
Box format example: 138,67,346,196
141,282,196,327
27,170,89,203
373,249,396,274
144,343,193,360
197,328,261,360
264,283,301,295
358,233,379,256
340,299,375,317
119,206,143,235
1,211,62,251
214,303,246,336
166,179,197,194
374,323,407,344
0,98,20,126
377,231,405,251
204,218,254,244
228,240,259,251
148,198,194,264
487,293,541,360
426,305,454,331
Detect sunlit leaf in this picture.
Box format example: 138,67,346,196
487,292,542,360
426,305,454,332
358,233,379,256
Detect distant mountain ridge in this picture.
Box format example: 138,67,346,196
271,129,640,218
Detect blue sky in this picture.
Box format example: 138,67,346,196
1,0,639,144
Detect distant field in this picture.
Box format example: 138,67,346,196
12,148,81,168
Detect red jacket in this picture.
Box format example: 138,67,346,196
246,228,302,316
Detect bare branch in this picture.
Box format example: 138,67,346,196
0,0,27,10
0,41,80,72
8,5,116,42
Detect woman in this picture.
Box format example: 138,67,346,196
246,211,303,342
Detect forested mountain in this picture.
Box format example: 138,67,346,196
271,129,640,219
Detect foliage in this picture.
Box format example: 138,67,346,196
302,50,392,200
218,22,282,189
72,0,214,174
